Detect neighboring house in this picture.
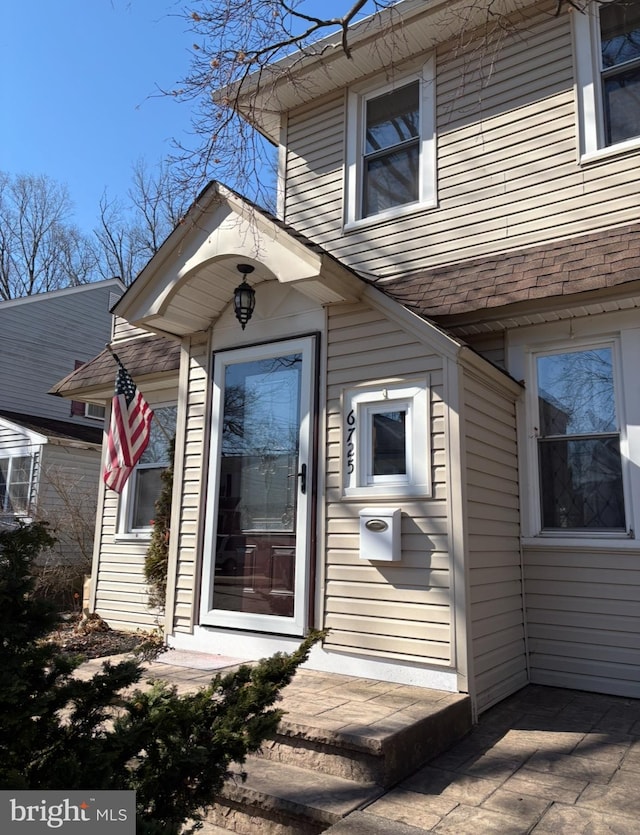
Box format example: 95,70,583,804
52,0,640,716
0,279,124,571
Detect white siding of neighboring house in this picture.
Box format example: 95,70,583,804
462,365,526,713
0,281,122,422
37,442,102,565
282,3,640,278
323,301,453,665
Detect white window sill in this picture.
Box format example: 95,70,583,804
522,533,636,550
580,136,640,165
114,532,153,543
344,198,438,234
343,486,431,500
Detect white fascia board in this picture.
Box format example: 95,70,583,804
236,0,535,141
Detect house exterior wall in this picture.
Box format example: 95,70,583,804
91,383,178,632
461,364,526,712
0,280,122,421
507,309,640,699
323,301,453,666
523,544,640,697
167,333,211,635
282,2,640,278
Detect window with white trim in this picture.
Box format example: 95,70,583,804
0,454,36,517
118,404,177,535
573,0,640,157
344,379,430,497
533,344,626,532
345,58,436,226
85,403,106,421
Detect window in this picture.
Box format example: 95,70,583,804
119,405,177,535
85,403,106,420
345,59,436,226
534,346,626,532
344,379,430,497
574,0,640,157
0,454,35,517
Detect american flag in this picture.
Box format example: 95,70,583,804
103,362,154,493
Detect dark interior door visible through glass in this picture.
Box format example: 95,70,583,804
213,353,302,617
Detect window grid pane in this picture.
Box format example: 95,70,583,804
603,66,640,144
363,144,419,217
536,347,625,531
600,0,640,145
365,82,419,153
132,468,164,529
372,411,407,476
362,81,420,218
539,437,626,529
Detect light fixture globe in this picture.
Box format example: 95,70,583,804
233,264,256,329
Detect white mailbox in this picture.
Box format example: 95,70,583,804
359,507,401,562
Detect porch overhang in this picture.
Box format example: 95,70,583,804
114,182,364,338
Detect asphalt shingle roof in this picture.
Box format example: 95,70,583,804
381,222,640,319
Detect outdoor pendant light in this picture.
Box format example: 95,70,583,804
233,263,256,329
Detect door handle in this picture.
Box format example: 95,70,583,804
288,463,307,494
289,463,307,494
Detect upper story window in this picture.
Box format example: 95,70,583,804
573,0,640,158
345,58,436,228
118,404,176,536
535,346,626,532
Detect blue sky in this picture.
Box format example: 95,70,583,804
1,0,194,233
1,0,375,235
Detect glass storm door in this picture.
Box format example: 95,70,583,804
201,337,315,635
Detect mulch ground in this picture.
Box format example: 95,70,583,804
45,612,152,660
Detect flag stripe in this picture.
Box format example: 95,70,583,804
103,365,154,494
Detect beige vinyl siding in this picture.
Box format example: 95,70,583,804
112,317,148,342
524,545,640,698
464,333,507,370
463,368,525,712
323,302,452,664
283,3,640,277
169,333,210,634
92,383,178,633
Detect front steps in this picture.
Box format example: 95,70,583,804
198,671,472,834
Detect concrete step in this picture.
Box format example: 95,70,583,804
262,690,471,787
201,683,472,833
202,757,384,834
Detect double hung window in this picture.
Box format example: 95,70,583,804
345,59,436,226
0,455,35,517
119,404,177,535
534,346,626,531
574,0,640,155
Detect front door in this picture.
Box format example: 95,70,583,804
200,336,316,636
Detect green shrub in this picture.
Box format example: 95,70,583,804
0,521,321,834
144,439,174,610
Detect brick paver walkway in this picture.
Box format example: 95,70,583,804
356,684,640,833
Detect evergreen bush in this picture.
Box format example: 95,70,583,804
0,521,321,834
144,438,174,610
